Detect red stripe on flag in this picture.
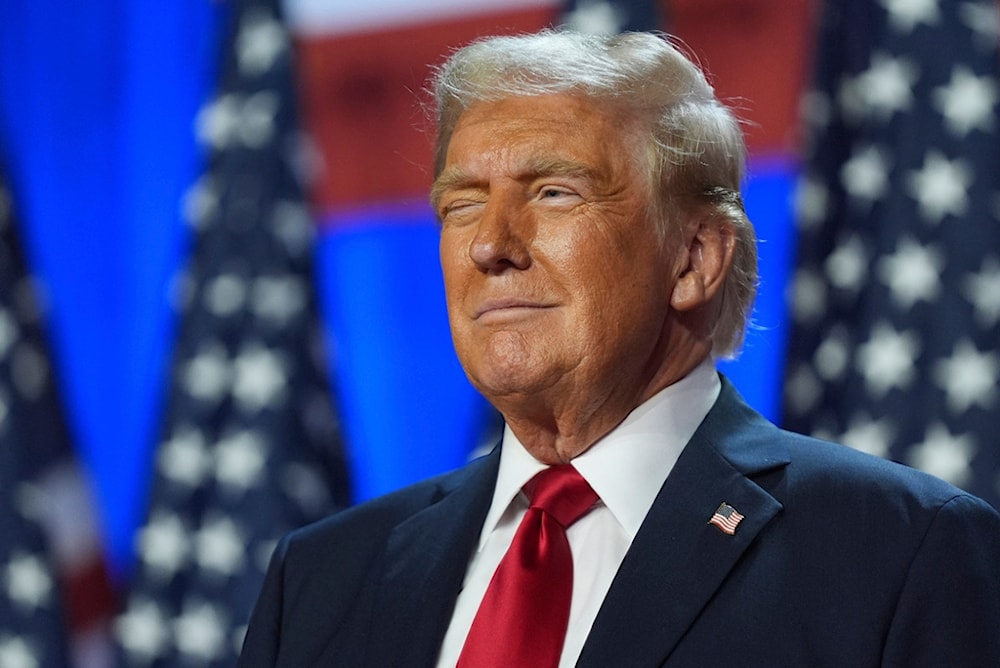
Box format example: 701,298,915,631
294,6,557,212
669,0,816,154
64,558,118,631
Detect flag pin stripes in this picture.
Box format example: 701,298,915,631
709,503,744,535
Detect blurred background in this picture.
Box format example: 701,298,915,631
1,0,997,665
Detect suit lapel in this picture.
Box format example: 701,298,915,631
579,381,788,666
367,451,499,668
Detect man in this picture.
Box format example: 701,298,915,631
239,30,1000,666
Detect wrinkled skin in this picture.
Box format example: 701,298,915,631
433,94,734,463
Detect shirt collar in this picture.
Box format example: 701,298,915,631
480,359,721,549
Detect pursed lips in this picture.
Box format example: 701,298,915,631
473,298,553,321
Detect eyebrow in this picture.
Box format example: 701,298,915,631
430,158,598,208
430,168,474,209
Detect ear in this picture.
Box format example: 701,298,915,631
670,217,736,312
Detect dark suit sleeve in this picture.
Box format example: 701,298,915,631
237,536,291,667
882,494,1000,667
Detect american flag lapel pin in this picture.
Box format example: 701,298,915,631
709,502,744,535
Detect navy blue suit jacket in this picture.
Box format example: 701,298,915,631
239,378,1000,666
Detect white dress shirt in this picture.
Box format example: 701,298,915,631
436,360,721,667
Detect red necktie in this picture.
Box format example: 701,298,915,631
457,465,599,667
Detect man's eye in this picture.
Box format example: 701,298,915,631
441,200,481,223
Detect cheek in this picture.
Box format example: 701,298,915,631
574,241,671,334
439,233,468,295
550,217,659,297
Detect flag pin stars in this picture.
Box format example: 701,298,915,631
709,502,744,535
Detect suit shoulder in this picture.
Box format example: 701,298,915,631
771,429,1000,531
285,453,494,557
783,431,952,494
702,382,994,523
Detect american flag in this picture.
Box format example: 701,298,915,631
1,167,117,666
114,0,350,665
560,0,662,33
783,0,1000,510
709,503,745,535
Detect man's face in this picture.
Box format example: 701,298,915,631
434,94,683,417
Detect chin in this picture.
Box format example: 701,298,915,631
467,358,558,405
470,367,541,399
460,331,563,398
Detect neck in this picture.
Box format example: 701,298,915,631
499,349,711,464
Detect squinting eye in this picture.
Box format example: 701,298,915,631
541,188,568,198
440,200,481,224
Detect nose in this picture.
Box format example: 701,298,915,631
468,196,531,274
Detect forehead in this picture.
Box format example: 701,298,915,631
443,94,640,173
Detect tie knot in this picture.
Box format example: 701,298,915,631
524,465,598,528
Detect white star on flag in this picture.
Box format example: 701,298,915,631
204,273,249,317
0,636,39,668
194,515,247,576
784,364,823,416
876,236,944,308
813,325,850,381
231,342,288,412
181,174,221,230
962,256,1000,327
795,175,830,230
908,423,976,486
824,234,868,291
137,512,191,579
215,430,268,490
252,275,306,324
196,94,244,150
879,0,941,32
563,0,627,35
840,414,895,458
932,339,998,414
0,310,16,358
196,92,280,150
790,268,828,323
158,426,213,488
182,341,232,403
855,321,921,398
115,598,171,660
0,388,9,432
237,8,288,76
906,150,972,224
933,66,998,136
840,145,891,208
174,600,228,661
856,52,918,120
959,1,1000,46
3,553,52,610
235,91,280,148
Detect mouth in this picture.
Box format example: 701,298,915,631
474,298,553,321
